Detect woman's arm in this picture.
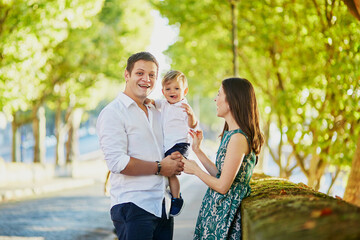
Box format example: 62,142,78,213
183,133,249,194
189,130,218,176
192,148,218,177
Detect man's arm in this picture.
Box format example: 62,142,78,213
121,152,184,177
97,106,183,177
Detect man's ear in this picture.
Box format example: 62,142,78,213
162,88,165,95
184,87,189,96
124,70,130,82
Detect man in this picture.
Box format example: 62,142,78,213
96,52,184,240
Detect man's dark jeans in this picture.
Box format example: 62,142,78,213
110,202,174,240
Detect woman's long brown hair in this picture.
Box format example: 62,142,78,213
220,78,264,158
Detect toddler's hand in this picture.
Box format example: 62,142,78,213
182,103,197,128
181,103,194,117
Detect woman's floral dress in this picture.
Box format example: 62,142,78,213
194,129,256,240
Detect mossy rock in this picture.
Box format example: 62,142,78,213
242,174,360,240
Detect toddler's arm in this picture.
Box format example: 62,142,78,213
181,103,198,129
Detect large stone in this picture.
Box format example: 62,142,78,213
242,174,360,240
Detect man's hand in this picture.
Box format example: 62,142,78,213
159,151,184,177
144,98,155,106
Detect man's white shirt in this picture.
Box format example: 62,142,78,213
96,92,168,218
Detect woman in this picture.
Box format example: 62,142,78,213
182,77,264,239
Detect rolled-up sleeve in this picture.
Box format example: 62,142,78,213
96,107,130,173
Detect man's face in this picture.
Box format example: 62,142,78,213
124,60,158,104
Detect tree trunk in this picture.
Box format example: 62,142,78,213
11,115,20,163
66,108,83,164
193,94,201,123
307,155,319,188
343,0,360,21
256,116,271,173
55,104,66,166
230,0,239,77
32,105,46,163
344,136,360,206
326,166,341,195
307,155,327,191
342,0,360,209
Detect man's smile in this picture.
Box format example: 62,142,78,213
138,84,151,88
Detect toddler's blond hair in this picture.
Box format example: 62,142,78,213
162,70,188,88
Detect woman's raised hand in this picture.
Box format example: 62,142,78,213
189,129,203,153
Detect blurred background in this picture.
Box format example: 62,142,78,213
0,0,359,200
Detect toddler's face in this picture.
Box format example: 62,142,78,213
162,80,188,104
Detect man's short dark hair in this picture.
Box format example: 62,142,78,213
126,52,159,75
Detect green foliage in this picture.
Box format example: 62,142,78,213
152,0,233,97
153,0,360,170
47,0,154,113
0,0,104,115
0,0,156,164
1,0,155,115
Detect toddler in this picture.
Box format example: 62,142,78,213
152,70,198,216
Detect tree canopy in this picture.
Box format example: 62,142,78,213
0,0,155,163
153,0,360,190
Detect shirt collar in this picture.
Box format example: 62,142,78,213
117,92,136,108
117,92,155,110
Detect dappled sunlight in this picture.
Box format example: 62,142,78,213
0,1,360,238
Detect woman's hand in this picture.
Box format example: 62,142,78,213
182,158,200,175
189,129,203,153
